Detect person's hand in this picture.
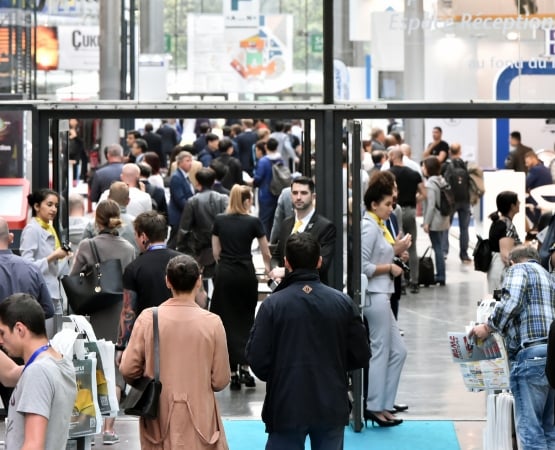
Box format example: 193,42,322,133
390,264,403,278
269,267,285,283
115,350,123,367
422,224,430,234
469,323,491,340
52,247,70,261
393,233,411,254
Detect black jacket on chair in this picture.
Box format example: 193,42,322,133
273,214,336,285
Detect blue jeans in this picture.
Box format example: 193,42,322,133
266,426,344,450
441,205,471,260
510,344,555,450
429,230,445,283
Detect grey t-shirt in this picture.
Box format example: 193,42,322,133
6,355,77,450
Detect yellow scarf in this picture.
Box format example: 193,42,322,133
368,212,395,245
36,217,61,250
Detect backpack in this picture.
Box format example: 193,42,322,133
467,163,485,206
445,159,470,203
270,159,292,196
435,179,456,217
473,235,492,272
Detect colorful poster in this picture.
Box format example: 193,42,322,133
188,14,293,94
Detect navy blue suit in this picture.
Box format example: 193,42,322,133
235,130,258,176
168,169,194,227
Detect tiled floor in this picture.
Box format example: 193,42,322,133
6,222,492,449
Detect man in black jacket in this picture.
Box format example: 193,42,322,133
246,233,370,450
270,176,336,285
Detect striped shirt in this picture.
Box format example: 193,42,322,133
488,261,555,359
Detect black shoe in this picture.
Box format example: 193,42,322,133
389,404,409,413
409,283,420,294
230,374,241,391
364,410,402,427
239,368,256,388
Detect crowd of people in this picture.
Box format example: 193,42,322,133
1,117,555,449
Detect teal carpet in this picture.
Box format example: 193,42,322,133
223,420,461,450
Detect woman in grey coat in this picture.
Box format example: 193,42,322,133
422,156,450,285
361,172,411,427
69,199,135,443
20,189,71,316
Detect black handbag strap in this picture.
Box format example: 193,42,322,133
153,307,159,382
88,239,101,265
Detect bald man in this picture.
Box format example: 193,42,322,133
100,163,152,217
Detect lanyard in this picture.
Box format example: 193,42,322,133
23,344,50,372
147,244,166,251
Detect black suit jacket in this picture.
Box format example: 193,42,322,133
274,213,336,285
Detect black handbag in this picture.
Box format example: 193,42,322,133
418,247,435,287
121,307,162,419
473,235,492,273
61,239,123,315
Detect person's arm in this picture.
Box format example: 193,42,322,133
36,272,55,319
422,142,434,158
270,193,288,245
499,236,516,266
0,351,21,387
22,413,48,450
417,180,427,200
211,318,231,392
318,222,337,275
119,311,148,381
212,235,222,263
258,236,272,275
422,184,436,233
437,150,448,164
245,303,273,381
345,300,371,371
117,289,138,350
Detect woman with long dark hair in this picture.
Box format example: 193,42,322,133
487,191,521,292
20,189,70,317
210,185,271,391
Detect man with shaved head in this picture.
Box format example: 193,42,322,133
99,163,152,217
389,148,426,294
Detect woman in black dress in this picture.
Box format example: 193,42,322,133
211,185,272,390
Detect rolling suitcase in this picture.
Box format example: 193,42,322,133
418,247,435,287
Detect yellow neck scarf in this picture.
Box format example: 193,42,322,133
368,212,395,245
36,217,61,250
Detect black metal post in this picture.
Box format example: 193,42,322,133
348,120,364,433
120,0,128,100
129,0,136,100
322,0,334,104
302,119,311,177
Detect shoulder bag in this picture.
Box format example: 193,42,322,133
61,239,123,315
473,234,492,273
120,307,162,419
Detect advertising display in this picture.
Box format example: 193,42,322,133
188,13,293,94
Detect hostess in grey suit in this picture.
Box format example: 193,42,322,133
361,212,407,413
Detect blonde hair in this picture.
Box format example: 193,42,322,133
95,199,123,232
227,185,252,215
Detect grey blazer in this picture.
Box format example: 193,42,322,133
20,219,65,299
361,212,394,299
